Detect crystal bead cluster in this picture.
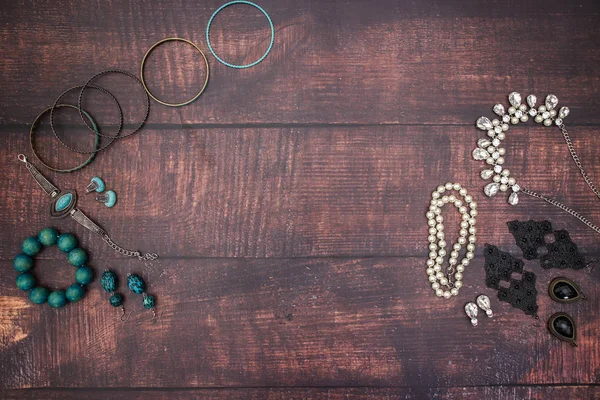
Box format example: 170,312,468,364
426,183,477,299
473,92,569,205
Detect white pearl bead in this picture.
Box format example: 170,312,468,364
448,195,456,202
454,272,463,280
454,200,462,207
470,202,477,209
468,227,476,235
436,289,443,297
459,229,468,237
466,252,474,260
437,185,445,193
459,188,467,196
436,256,443,264
435,215,444,223
459,206,467,214
497,157,505,164
497,132,505,140
440,277,448,286
427,259,435,267
469,218,476,226
436,200,443,207
469,235,476,243
454,281,463,289
428,219,436,227
449,258,457,265
432,191,440,199
470,209,478,217
429,275,437,283
450,250,458,259
443,291,451,299
436,224,444,231
458,237,466,245
428,235,436,243
429,243,437,251
456,265,464,272
453,243,461,251
436,231,445,240
426,268,435,275
462,214,470,221
438,248,446,256
433,264,441,272
453,183,461,190
445,182,453,190
460,221,469,229
498,148,505,155
467,243,475,252
450,288,459,295
535,115,543,123
429,227,436,235
426,211,434,219
442,196,449,203
508,177,516,185
431,282,440,290
438,240,446,248
465,195,472,203
435,272,444,279
461,258,469,266
429,251,437,259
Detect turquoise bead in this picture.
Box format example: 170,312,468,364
65,284,85,302
29,287,50,304
38,227,59,246
22,237,42,256
16,272,36,291
57,233,78,253
109,293,123,307
101,270,117,292
13,254,34,272
142,294,155,309
68,248,88,267
75,266,94,285
55,193,73,212
127,274,146,294
48,290,67,308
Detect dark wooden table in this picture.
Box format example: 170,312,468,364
1,1,599,399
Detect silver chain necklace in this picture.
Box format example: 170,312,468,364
472,92,599,235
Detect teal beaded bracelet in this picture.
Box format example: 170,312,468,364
13,228,93,308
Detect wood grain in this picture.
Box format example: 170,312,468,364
1,0,599,398
0,1,599,126
1,126,599,259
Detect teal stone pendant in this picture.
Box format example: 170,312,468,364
50,190,77,218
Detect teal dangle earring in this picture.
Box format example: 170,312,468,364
100,270,128,321
127,273,156,319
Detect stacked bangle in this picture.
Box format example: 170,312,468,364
14,228,93,308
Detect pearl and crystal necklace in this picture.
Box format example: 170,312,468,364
426,182,477,298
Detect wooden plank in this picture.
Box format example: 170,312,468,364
1,258,598,389
2,126,600,259
1,386,599,400
0,0,599,125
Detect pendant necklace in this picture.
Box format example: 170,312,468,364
472,92,600,234
18,154,158,261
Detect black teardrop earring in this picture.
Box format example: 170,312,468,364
548,277,586,303
547,312,577,346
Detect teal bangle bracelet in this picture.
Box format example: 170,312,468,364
206,0,274,69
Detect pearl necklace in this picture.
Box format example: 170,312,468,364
426,182,477,298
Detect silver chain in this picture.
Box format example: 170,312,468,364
518,123,600,235
520,188,600,235
558,123,600,200
102,234,159,261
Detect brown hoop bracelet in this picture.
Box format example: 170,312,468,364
49,84,123,154
140,38,210,107
77,69,150,139
31,104,100,172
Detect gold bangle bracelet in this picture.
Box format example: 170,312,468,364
140,38,210,107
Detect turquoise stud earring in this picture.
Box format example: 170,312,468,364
127,273,156,319
100,269,128,320
86,176,105,194
96,190,117,208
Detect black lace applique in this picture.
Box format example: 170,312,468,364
507,220,553,260
484,244,538,317
508,220,586,270
484,244,524,289
497,271,539,317
540,230,586,270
